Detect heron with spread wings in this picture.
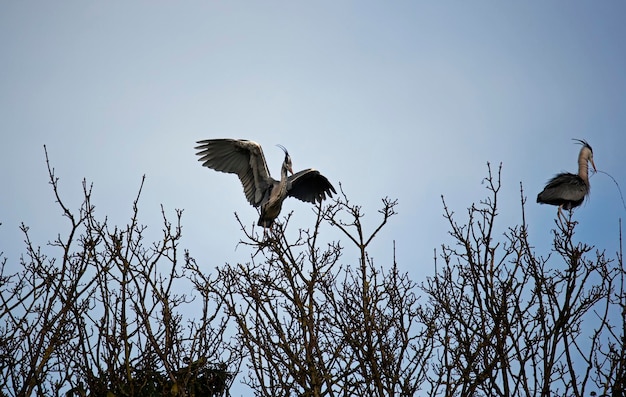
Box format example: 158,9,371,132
195,139,336,228
537,139,596,221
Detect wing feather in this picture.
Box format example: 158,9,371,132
537,172,588,206
195,139,273,206
287,169,336,204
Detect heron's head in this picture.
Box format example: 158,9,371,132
573,139,596,172
276,144,293,174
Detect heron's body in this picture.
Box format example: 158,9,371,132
259,159,291,227
195,139,335,228
537,173,587,209
537,139,596,219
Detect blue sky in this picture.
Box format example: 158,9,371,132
2,2,626,394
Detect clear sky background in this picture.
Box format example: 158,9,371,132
2,2,626,394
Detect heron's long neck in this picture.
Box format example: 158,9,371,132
278,166,289,194
577,151,590,184
281,165,289,181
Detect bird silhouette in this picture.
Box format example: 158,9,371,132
195,139,336,228
537,139,596,221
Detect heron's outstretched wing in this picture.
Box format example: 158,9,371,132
537,172,588,205
287,169,336,204
195,139,273,206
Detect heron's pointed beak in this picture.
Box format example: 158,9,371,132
590,158,597,173
288,166,294,175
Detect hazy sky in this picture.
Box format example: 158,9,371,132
2,2,625,394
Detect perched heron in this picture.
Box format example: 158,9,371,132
195,139,336,228
537,139,597,220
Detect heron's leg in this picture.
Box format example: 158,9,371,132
263,224,277,241
557,205,564,224
557,206,577,231
567,209,578,229
556,205,570,230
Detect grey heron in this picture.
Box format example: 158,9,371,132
195,139,336,228
537,139,596,220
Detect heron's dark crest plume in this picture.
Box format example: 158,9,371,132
195,139,336,229
537,138,596,221
276,144,288,155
